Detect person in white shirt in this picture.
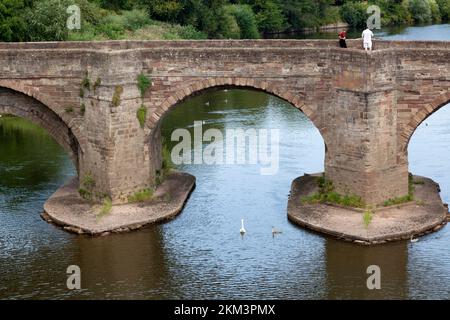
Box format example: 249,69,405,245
362,27,374,51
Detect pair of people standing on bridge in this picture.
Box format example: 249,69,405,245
338,27,374,51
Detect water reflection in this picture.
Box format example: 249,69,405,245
325,240,408,299
74,229,169,299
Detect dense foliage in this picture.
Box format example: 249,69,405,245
1,0,449,41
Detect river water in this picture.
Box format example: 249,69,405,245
0,24,449,300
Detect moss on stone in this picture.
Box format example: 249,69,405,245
137,104,147,128
93,77,101,92
81,71,90,90
112,85,123,107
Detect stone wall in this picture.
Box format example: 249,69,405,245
0,40,448,205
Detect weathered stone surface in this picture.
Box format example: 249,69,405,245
0,40,449,206
42,171,195,235
288,173,448,244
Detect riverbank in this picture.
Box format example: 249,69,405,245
288,173,449,245
42,171,195,235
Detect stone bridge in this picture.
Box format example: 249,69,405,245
1,39,449,206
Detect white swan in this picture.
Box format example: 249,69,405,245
240,219,246,235
410,235,419,243
272,226,282,235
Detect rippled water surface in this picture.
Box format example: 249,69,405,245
1,25,450,299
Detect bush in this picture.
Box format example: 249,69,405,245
340,1,369,28
122,9,151,30
98,14,125,39
177,25,207,39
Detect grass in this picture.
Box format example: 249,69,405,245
162,145,174,174
301,176,365,208
82,174,95,190
382,173,416,207
363,209,374,229
80,103,86,115
128,188,153,203
98,197,112,216
416,199,426,206
78,188,92,201
79,174,96,201
65,106,74,113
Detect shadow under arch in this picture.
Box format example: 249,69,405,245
400,91,450,154
147,80,329,175
152,80,326,140
0,86,81,172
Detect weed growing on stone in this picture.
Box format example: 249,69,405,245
363,209,374,229
383,174,415,206
81,71,90,90
79,174,96,200
301,176,365,208
93,77,102,92
137,73,151,98
112,85,123,107
99,197,112,216
128,188,153,203
137,104,147,128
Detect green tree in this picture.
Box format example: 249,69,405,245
436,0,450,20
100,0,134,11
340,1,369,28
0,0,26,41
140,0,185,22
281,0,335,29
23,0,72,41
427,0,442,22
227,4,260,38
408,0,433,23
243,0,286,33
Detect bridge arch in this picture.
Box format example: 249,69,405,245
400,91,450,154
149,77,328,144
0,86,81,172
